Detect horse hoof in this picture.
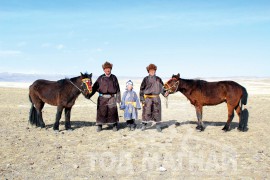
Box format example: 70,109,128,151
238,126,248,132
237,126,242,131
196,125,205,132
175,122,180,126
222,125,229,132
200,126,205,131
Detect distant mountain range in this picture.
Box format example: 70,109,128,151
0,72,267,83
0,72,144,83
0,72,77,82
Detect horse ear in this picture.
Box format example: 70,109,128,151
177,73,180,78
89,73,92,78
172,74,174,78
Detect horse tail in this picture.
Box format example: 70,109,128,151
241,87,248,106
239,87,249,131
29,95,38,126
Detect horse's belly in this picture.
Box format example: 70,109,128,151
42,98,58,106
204,98,225,106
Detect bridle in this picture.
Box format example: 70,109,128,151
164,79,179,94
82,78,92,93
67,78,92,94
67,78,98,105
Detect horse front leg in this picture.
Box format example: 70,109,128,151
65,107,73,131
37,111,45,128
195,106,205,131
35,102,45,128
53,106,63,131
222,104,235,131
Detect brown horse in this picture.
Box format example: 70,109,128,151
164,73,248,131
29,72,93,131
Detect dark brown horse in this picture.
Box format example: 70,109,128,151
164,73,248,131
29,72,93,131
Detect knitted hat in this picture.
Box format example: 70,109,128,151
126,80,133,87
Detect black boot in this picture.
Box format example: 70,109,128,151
156,123,162,132
96,125,102,132
130,120,136,131
127,124,131,131
141,123,147,131
126,120,132,130
113,123,118,132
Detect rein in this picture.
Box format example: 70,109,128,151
165,96,168,109
67,79,83,93
164,79,179,109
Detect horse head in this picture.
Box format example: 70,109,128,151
164,73,180,94
80,72,93,96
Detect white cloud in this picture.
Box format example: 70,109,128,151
95,48,102,52
0,50,22,57
56,44,65,50
67,31,75,37
41,43,65,50
41,43,51,48
85,48,103,53
17,42,27,47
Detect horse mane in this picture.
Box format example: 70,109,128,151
56,79,67,85
56,76,80,86
181,78,208,92
70,76,80,82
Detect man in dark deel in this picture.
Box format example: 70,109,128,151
87,61,121,132
140,63,168,132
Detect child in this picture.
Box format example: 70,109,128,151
120,80,141,131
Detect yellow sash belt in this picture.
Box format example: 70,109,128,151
125,102,137,107
144,94,159,99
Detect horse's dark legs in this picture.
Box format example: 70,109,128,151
235,103,246,131
195,106,205,131
222,104,235,131
64,107,72,130
53,106,63,131
37,111,45,128
235,104,241,122
36,102,45,128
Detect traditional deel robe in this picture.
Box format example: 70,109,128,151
90,74,121,125
120,90,141,121
139,75,165,123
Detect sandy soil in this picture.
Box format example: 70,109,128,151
0,78,270,179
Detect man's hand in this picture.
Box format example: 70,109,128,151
141,101,145,107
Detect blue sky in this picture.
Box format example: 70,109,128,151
0,0,270,78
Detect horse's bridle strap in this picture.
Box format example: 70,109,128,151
165,80,179,93
67,79,83,93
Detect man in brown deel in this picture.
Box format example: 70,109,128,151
140,63,168,132
87,61,121,132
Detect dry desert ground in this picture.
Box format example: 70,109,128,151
0,78,270,179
